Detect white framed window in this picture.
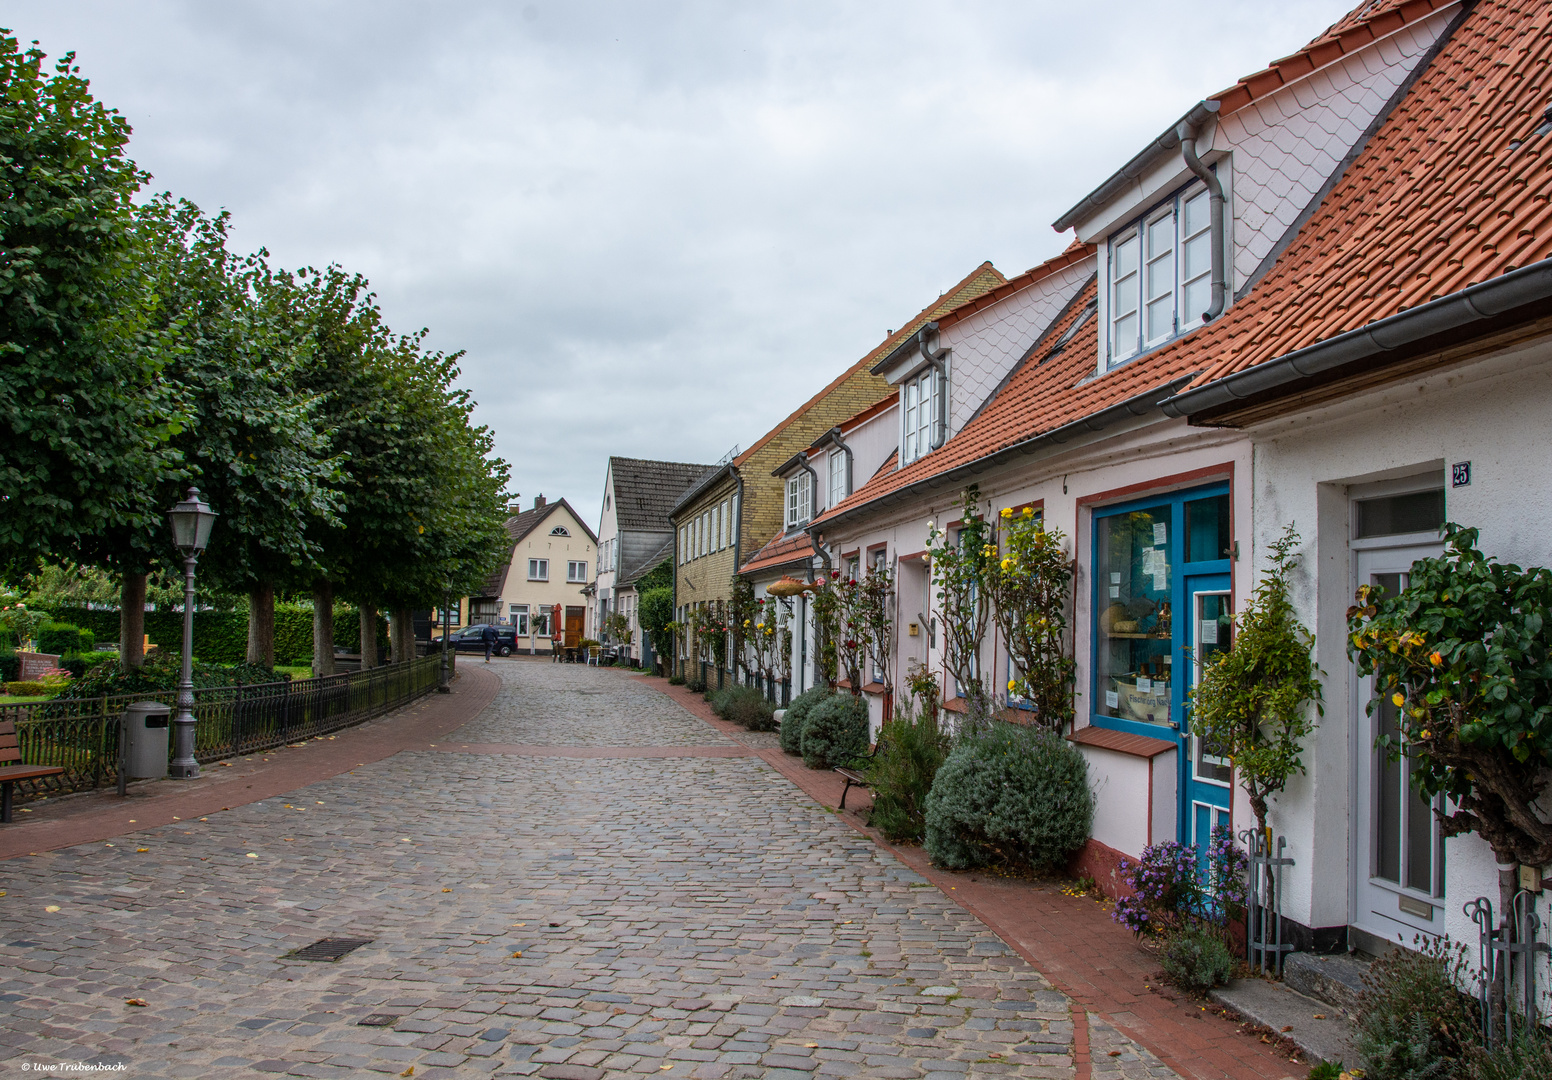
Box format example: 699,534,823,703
785,472,812,529
1107,182,1212,368
511,604,529,636
731,493,739,546
550,525,570,536
567,560,587,583
827,450,846,508
719,501,729,549
901,367,938,464
531,608,550,637
528,558,549,581
680,525,688,564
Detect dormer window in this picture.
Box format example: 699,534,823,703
1107,183,1213,368
785,472,812,530
901,365,943,464
550,526,570,536
827,449,846,509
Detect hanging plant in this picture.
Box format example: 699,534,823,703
729,575,756,677
1190,525,1322,834
986,508,1074,730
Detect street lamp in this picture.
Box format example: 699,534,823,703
165,487,217,779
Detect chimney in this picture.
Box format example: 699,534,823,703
534,494,546,509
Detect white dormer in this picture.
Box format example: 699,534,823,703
1053,1,1460,375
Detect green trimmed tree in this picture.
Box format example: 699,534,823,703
0,35,181,577
1190,526,1323,834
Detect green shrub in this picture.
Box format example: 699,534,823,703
707,688,732,716
4,680,47,696
866,703,952,841
57,649,285,699
722,685,776,732
1465,1029,1552,1080
781,686,831,756
801,693,868,770
1356,937,1479,1080
924,721,1092,872
1160,925,1233,992
45,603,387,666
686,674,707,694
1306,1061,1343,1080
0,652,17,683
669,673,685,686
58,651,117,678
35,621,95,656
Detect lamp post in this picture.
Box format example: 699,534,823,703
166,487,218,779
437,586,452,693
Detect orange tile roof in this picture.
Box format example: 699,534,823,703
816,0,1551,529
1210,0,1459,118
739,531,816,576
732,261,1007,468
932,241,1096,331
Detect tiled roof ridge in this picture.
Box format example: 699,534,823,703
731,261,1007,468
609,454,718,472
1210,0,1458,118
935,244,1097,331
504,497,599,548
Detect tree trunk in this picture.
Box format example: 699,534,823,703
119,572,147,671
392,609,415,663
312,580,335,677
359,605,378,670
247,583,276,667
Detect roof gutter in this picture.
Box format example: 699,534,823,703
1052,100,1219,233
921,329,951,451
872,320,938,375
824,426,855,500
1160,258,1552,420
819,373,1196,535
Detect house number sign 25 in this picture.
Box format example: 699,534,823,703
1452,461,1471,488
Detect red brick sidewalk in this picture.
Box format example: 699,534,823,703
0,665,502,861
635,672,1304,1080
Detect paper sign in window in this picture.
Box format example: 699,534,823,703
1200,619,1218,645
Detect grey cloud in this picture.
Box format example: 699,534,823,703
10,0,1356,528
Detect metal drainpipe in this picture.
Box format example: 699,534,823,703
919,326,951,450
825,427,855,498
1178,116,1226,322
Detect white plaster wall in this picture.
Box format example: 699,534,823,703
1215,6,1456,289
944,260,1094,435
1249,335,1552,952
811,402,900,517
1078,746,1153,859
595,466,620,604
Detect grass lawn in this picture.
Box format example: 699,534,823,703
274,665,312,679
0,694,55,704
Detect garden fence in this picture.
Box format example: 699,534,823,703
1,654,446,803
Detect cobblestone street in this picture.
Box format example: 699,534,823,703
0,663,1177,1079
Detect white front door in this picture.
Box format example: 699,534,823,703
1352,542,1446,944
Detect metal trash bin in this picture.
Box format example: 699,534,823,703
122,701,172,780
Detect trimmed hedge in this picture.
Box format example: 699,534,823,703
47,604,387,666
924,721,1092,873
4,681,46,696
36,622,96,656
780,686,831,756
801,693,869,770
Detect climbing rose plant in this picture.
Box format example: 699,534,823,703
986,507,1074,730
925,486,994,715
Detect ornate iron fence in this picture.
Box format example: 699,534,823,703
2,654,445,803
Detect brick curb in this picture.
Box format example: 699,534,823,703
631,671,1304,1080
0,665,503,861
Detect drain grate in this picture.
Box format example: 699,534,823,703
357,1013,401,1027
285,937,374,962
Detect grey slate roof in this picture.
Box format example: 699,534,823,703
620,536,674,587
610,457,715,531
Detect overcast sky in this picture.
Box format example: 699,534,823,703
12,1,1355,532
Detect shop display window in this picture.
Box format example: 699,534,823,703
1092,483,1231,733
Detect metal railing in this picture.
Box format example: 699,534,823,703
2,654,445,803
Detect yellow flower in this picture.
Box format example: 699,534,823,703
1420,730,1432,740
1007,680,1017,692
1429,651,1444,666
1391,692,1405,707
1001,557,1013,570
1000,508,1012,519
1022,506,1034,518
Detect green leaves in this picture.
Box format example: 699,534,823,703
1347,523,1552,865
1190,525,1322,831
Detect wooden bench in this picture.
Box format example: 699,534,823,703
833,739,886,811
0,715,66,823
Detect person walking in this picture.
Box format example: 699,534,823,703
481,621,498,663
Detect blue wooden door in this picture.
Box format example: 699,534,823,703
1182,573,1233,855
